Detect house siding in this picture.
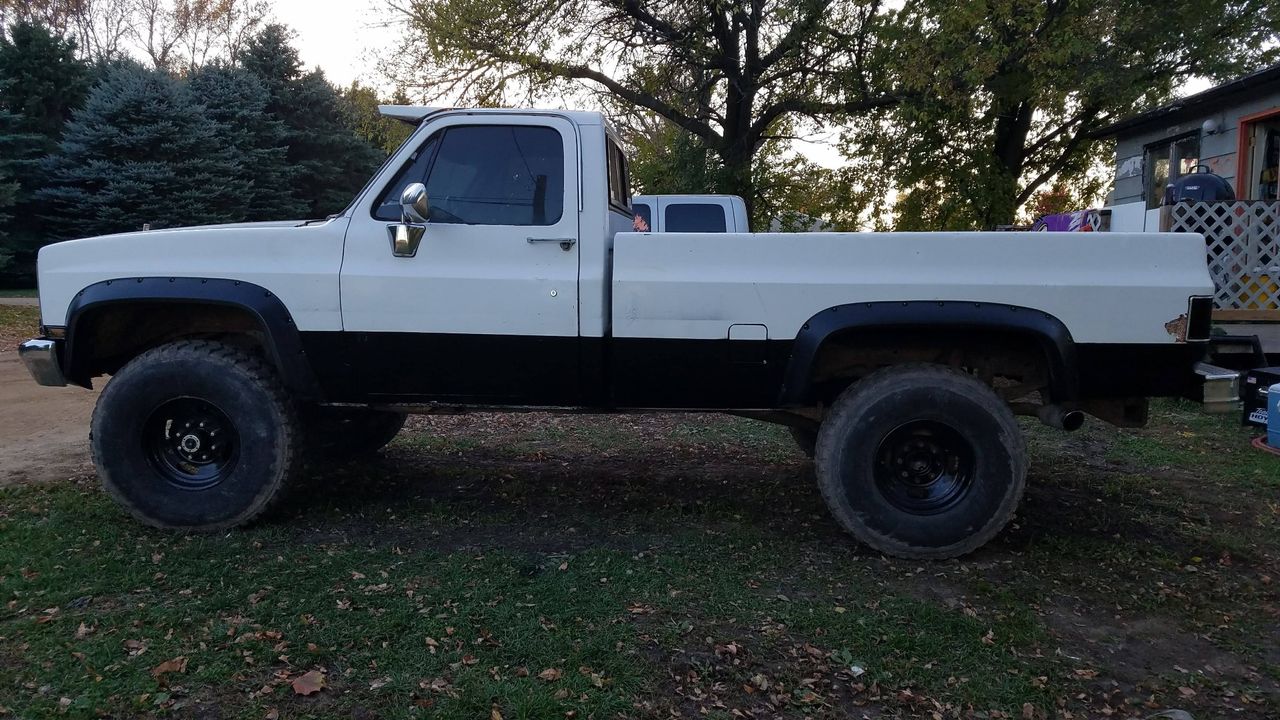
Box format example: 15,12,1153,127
1109,93,1280,207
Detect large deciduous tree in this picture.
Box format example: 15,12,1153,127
390,0,896,217
342,82,414,156
625,114,866,230
2,0,270,67
844,0,1280,230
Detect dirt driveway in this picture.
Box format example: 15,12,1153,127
0,351,99,486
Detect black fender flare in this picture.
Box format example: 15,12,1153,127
778,301,1079,405
62,277,322,399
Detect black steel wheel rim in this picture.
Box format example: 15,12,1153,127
143,397,239,491
873,420,975,515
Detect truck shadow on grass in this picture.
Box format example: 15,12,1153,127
2,404,1276,719
277,405,1280,716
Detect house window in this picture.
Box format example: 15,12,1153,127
1145,134,1200,209
1244,121,1280,201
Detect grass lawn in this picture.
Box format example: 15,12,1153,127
0,305,40,350
0,332,1276,717
0,288,36,298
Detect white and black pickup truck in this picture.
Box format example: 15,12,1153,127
18,105,1233,559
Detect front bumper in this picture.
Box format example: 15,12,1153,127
18,338,67,387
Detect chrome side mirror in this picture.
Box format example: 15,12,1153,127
388,182,428,257
400,182,429,223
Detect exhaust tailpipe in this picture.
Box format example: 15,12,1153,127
1037,405,1085,432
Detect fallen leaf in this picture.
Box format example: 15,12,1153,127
1178,686,1196,697
980,629,995,645
538,667,562,682
291,670,326,696
490,706,503,720
151,657,188,678
264,709,279,720
123,639,148,657
74,623,95,639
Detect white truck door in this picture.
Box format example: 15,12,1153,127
339,114,582,403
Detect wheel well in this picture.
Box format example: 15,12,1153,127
68,302,269,382
806,327,1054,405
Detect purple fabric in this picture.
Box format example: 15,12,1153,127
1032,209,1103,232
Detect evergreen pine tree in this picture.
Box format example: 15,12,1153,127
0,21,92,282
239,25,384,218
0,112,18,274
38,62,250,240
187,64,308,221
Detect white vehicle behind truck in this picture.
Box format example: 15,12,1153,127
631,194,749,232
18,105,1232,559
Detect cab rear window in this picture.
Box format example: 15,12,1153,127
664,203,727,232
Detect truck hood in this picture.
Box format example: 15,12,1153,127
36,217,351,330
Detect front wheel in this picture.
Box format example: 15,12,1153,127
90,340,301,531
814,364,1026,559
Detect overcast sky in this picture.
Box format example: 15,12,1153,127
272,0,389,89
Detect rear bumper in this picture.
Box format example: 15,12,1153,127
18,338,67,387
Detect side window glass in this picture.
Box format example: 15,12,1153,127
424,125,564,226
606,139,631,208
665,203,727,232
372,134,440,221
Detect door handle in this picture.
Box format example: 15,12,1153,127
528,236,577,251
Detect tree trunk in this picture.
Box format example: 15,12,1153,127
985,97,1035,228
719,145,755,226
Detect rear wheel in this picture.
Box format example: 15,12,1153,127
814,364,1026,559
301,406,407,461
91,340,301,531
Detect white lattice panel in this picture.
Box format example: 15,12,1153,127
1170,201,1280,310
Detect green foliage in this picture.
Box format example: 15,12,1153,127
342,82,414,156
0,20,92,281
238,25,384,218
0,21,91,141
0,122,15,273
627,116,868,231
844,0,1280,230
394,0,894,220
187,63,308,221
38,61,249,238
